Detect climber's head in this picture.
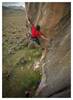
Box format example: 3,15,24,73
36,25,40,31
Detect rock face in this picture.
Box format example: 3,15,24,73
25,3,71,97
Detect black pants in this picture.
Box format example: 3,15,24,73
31,37,40,45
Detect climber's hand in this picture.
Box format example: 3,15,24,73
28,17,31,22
28,17,32,25
28,18,31,23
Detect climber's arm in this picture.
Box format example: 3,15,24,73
40,33,48,41
28,18,32,24
28,18,33,28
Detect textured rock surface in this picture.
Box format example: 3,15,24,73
25,3,71,97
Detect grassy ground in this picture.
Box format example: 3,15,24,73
3,7,42,97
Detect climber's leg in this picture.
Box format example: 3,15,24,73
32,37,41,48
36,38,40,45
32,38,40,45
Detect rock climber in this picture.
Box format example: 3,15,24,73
27,18,48,49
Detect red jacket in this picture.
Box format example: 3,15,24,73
31,25,41,38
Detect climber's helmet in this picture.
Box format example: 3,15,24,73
36,25,40,31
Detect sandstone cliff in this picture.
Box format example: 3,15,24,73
25,2,71,97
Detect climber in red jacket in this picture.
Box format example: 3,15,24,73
28,18,48,48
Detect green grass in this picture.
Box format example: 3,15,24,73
3,67,41,97
3,47,42,97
